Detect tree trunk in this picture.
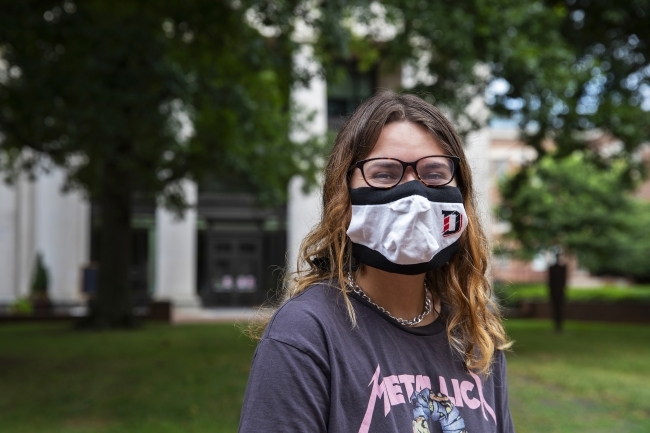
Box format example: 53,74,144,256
548,252,567,333
78,160,136,328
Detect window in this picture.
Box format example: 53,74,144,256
327,63,377,131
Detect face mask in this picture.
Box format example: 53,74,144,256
347,181,468,275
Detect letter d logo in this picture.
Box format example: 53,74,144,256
442,210,463,237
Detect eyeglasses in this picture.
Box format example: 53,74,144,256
350,155,460,189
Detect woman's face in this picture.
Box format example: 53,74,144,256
349,121,458,189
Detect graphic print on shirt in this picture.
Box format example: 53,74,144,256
411,388,467,433
358,364,496,433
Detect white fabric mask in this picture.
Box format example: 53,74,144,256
347,181,467,275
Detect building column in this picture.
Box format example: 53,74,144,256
465,127,492,234
287,177,323,272
154,180,198,306
287,43,327,272
14,175,36,299
0,181,18,303
34,168,90,303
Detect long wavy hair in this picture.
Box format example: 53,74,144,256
253,91,511,375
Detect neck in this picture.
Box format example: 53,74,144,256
354,265,438,325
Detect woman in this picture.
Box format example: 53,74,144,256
239,91,514,433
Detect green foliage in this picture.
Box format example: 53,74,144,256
296,0,650,180
487,0,650,183
9,298,33,315
499,153,650,278
310,0,530,135
0,0,316,207
495,283,650,307
584,201,650,280
520,1,650,168
30,253,49,297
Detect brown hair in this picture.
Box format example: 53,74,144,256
254,91,511,375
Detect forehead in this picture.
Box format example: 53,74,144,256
365,121,447,160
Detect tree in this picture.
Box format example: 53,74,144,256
498,153,635,266
486,0,650,200
581,200,650,282
498,153,650,281
0,0,321,328
226,0,650,188
292,0,650,171
498,153,639,330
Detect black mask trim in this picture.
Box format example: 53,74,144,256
350,182,462,206
351,242,459,275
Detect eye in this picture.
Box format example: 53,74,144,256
417,158,453,185
369,171,400,180
421,170,446,180
363,160,403,185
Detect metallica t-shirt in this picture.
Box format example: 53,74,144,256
239,283,515,433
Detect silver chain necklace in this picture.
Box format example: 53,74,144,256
346,272,432,327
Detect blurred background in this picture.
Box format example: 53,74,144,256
0,1,648,432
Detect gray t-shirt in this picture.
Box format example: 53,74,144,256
239,283,515,433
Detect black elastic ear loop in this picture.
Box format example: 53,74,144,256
312,255,359,273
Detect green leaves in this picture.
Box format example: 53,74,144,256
0,0,324,210
582,200,650,280
499,152,650,279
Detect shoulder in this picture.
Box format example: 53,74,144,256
494,349,508,370
264,282,349,344
491,349,510,386
481,349,507,373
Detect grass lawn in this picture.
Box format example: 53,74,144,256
505,320,650,433
0,323,256,433
0,320,649,432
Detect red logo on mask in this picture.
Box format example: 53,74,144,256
442,210,463,237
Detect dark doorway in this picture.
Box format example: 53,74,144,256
199,228,286,307
204,231,262,306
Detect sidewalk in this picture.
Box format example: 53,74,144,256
172,306,259,324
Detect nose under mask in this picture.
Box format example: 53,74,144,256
347,181,467,275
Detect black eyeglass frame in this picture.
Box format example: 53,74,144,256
349,155,460,190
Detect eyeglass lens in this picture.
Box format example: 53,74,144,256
362,157,454,188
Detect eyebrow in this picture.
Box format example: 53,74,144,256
419,161,449,169
370,161,402,168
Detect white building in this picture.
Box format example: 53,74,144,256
0,168,200,307
0,171,88,305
